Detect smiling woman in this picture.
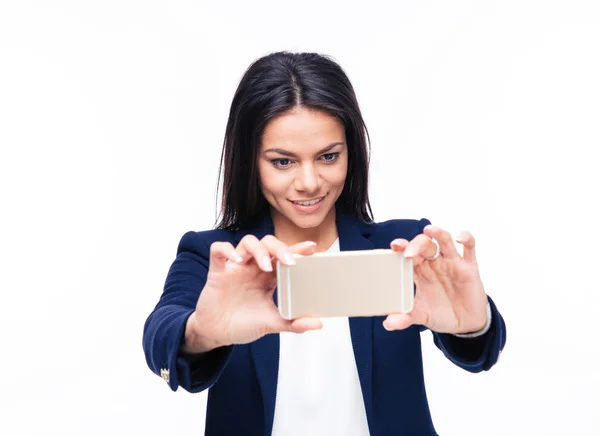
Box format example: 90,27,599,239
142,51,506,436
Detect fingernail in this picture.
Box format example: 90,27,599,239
404,248,414,258
263,256,273,271
231,252,243,263
284,252,296,265
304,241,317,246
383,322,392,331
423,225,433,232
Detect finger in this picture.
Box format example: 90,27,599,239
235,235,273,272
390,238,409,251
423,225,460,259
261,235,296,266
383,313,413,331
209,241,241,272
456,231,477,263
402,234,437,266
288,240,318,256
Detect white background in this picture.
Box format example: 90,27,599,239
1,1,599,435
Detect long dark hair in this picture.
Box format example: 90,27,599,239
215,51,373,230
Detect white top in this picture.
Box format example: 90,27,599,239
271,238,370,436
270,238,492,436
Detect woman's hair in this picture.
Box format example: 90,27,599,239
215,51,373,230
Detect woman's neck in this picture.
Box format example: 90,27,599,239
271,208,338,253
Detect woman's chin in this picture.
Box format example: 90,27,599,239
291,216,325,229
285,207,333,230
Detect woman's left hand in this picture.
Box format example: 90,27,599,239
384,225,489,334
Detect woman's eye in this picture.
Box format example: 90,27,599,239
321,152,339,162
271,158,292,168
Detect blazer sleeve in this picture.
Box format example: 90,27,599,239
142,231,234,392
431,296,506,372
415,220,507,373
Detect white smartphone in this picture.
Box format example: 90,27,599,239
276,249,414,320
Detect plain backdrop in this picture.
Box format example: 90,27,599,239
1,1,599,435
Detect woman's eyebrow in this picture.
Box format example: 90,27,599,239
263,142,345,157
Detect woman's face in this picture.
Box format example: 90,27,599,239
258,106,348,231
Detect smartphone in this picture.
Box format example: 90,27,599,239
276,249,414,320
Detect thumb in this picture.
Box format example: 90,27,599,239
289,317,323,333
266,314,323,335
383,313,414,331
383,295,428,330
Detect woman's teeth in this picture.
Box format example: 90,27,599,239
293,197,323,206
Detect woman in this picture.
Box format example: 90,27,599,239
143,51,506,436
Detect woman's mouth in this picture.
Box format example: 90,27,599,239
289,195,326,213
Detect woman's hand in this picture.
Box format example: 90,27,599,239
384,225,489,334
182,235,322,354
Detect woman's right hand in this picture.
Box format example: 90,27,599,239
182,235,322,354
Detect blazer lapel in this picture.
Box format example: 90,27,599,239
237,208,376,435
235,215,280,436
336,210,376,426
250,334,279,436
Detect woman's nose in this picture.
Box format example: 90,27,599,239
294,164,320,193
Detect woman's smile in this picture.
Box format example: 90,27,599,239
289,194,327,213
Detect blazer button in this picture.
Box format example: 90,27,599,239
161,368,170,384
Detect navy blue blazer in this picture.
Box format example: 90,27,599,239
143,209,506,436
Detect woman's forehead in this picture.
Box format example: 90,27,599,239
261,107,346,153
